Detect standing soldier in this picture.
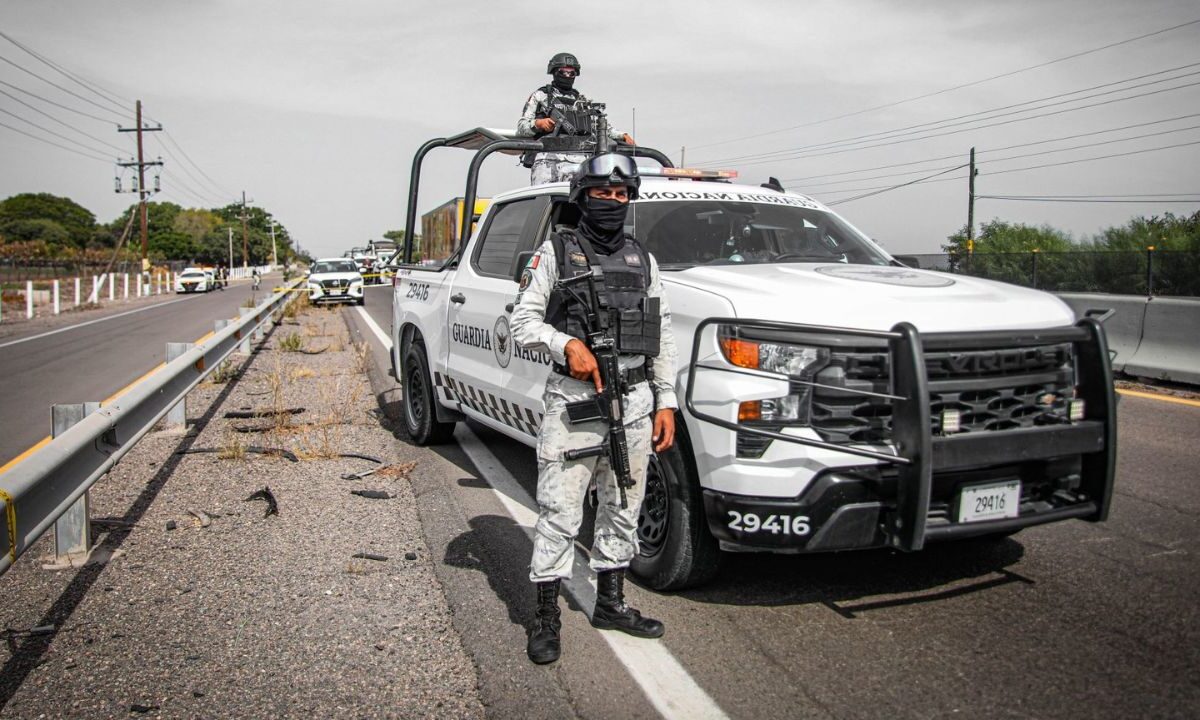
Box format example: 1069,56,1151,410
510,154,677,664
516,52,635,185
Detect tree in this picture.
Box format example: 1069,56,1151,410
0,193,96,248
0,218,71,246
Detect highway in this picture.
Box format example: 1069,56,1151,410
349,282,1200,719
0,279,274,468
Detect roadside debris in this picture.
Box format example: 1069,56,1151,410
244,487,279,517
341,467,380,481
177,447,299,462
338,453,383,464
130,703,160,714
352,552,388,562
223,407,305,419
350,489,392,500
165,520,178,531
187,509,213,528
404,552,418,561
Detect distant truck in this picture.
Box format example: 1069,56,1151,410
389,128,1117,590
419,197,491,266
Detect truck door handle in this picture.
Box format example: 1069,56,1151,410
450,293,466,304
505,303,514,313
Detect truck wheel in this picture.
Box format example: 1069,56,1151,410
631,424,720,591
402,342,455,445
356,297,365,306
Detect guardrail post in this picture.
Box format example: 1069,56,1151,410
125,273,131,299
1146,248,1155,297
26,280,33,319
108,273,115,302
237,307,255,354
53,279,60,315
51,402,100,563
74,277,80,307
164,342,195,432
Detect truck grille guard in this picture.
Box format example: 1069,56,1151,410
684,318,1116,551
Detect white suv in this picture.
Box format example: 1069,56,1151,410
307,258,364,305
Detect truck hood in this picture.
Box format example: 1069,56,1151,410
308,272,362,283
665,263,1075,332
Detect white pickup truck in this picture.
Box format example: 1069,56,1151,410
390,129,1116,590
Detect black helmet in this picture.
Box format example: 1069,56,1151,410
547,52,581,75
569,154,640,202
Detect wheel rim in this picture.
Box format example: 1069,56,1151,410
638,454,670,557
405,361,426,429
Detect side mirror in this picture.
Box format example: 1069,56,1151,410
893,255,920,269
513,251,535,283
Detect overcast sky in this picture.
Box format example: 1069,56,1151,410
1,0,1198,257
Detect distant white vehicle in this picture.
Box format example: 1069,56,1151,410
175,267,213,293
307,258,364,305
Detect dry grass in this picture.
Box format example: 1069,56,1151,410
353,341,371,374
290,367,316,381
204,359,238,385
283,292,308,319
278,332,304,352
218,427,247,460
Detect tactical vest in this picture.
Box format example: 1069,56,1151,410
536,85,593,137
545,228,661,378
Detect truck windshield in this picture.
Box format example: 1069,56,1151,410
630,200,891,269
312,261,358,274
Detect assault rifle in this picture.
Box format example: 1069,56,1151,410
555,267,635,509
523,99,615,166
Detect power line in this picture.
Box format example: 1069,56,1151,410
0,79,117,124
0,52,126,121
0,87,127,153
688,17,1200,152
978,195,1200,204
158,131,234,199
725,77,1200,170
826,164,968,206
0,30,130,113
149,135,227,205
798,122,1200,190
0,119,110,163
706,67,1200,166
0,105,117,158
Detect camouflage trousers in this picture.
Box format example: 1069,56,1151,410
529,392,653,582
530,152,586,185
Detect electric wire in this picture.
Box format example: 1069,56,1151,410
687,17,1200,152
706,72,1200,168
0,30,131,113
826,164,968,206
0,118,110,163
149,135,227,206
158,131,234,199
977,195,1200,204
0,53,126,121
706,62,1200,165
0,105,118,158
0,87,127,154
0,79,117,125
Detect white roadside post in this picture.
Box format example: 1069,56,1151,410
25,280,33,319
164,342,195,432
108,273,115,302
51,402,101,564
74,277,81,307
125,273,131,299
53,279,60,315
237,307,255,354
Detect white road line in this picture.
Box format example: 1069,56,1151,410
455,426,729,720
0,296,194,350
354,304,392,348
354,302,727,719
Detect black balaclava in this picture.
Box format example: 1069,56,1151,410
576,193,628,255
551,69,576,92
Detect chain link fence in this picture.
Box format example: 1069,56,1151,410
902,250,1200,297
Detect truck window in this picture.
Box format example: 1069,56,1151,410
472,197,544,279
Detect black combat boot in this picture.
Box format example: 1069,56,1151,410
526,580,562,664
590,569,664,638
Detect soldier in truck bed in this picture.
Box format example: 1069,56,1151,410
516,52,635,185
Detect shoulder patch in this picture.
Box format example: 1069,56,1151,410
528,254,540,269
519,269,533,291
569,252,588,267
623,253,642,267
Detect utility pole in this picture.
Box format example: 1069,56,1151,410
680,146,686,166
269,221,278,269
966,146,977,256
227,226,234,270
117,100,162,280
238,191,252,271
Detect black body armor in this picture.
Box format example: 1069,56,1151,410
545,228,661,378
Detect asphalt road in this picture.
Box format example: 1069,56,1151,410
0,279,274,467
350,282,1200,720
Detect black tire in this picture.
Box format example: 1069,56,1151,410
356,296,365,306
630,422,720,590
402,341,455,445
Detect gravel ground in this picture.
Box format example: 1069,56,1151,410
0,301,484,719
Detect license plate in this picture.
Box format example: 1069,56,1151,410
957,480,1020,523
330,288,343,294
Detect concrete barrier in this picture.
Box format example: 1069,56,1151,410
1055,293,1149,373
1123,296,1200,385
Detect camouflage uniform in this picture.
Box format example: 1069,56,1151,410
510,240,678,582
516,86,625,185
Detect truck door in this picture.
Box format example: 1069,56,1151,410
445,194,548,438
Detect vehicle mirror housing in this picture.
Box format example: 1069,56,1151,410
513,250,535,283
893,255,920,268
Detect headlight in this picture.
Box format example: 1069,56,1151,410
719,329,829,425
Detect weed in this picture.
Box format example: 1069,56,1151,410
353,341,371,374
241,297,257,309
279,332,304,352
290,367,316,381
218,428,247,460
205,359,237,385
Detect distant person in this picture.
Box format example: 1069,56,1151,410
516,52,634,185
252,267,261,291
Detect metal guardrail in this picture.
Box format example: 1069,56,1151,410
0,278,303,576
